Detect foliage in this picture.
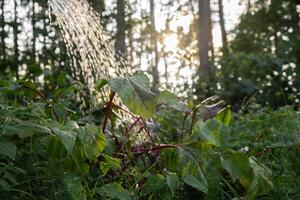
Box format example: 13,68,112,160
216,53,299,108
0,0,299,199
0,74,300,199
195,0,300,109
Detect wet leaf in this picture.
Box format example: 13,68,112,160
108,74,157,118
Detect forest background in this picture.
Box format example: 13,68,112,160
0,0,300,199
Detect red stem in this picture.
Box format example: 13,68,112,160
102,91,116,133
127,117,142,136
111,103,136,118
142,119,155,145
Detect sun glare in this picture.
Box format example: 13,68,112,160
159,13,194,51
163,34,179,52
171,14,194,34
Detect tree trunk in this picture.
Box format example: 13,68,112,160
127,3,134,66
32,0,36,59
163,46,168,85
209,4,215,62
218,0,228,54
128,22,134,65
198,0,211,75
1,0,6,62
13,0,19,79
42,2,47,63
150,0,159,91
247,0,251,12
115,0,126,58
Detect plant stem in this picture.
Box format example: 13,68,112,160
189,107,199,135
132,144,179,156
181,112,190,141
102,91,116,133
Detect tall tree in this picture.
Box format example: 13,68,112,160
13,0,19,79
150,0,159,91
198,0,211,75
218,0,228,54
127,4,134,65
1,0,6,63
247,0,251,12
209,3,215,61
32,0,36,59
115,0,126,58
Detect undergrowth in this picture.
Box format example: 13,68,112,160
0,74,300,200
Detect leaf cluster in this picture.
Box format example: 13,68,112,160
0,74,300,199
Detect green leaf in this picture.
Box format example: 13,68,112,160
52,128,77,154
193,120,221,146
206,155,221,199
65,121,80,131
48,136,67,159
166,173,180,197
96,182,132,200
0,141,17,160
3,172,17,185
0,179,10,189
241,158,273,200
215,106,232,126
108,74,157,118
142,174,166,195
19,80,43,97
5,119,51,138
157,91,190,112
95,79,108,90
77,125,106,160
183,175,208,193
129,73,150,88
64,173,85,200
100,154,121,175
67,142,90,175
221,152,251,181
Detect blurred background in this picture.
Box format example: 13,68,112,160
0,0,299,109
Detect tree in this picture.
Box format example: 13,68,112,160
32,0,36,59
247,0,251,12
13,0,19,79
198,0,211,75
218,0,228,54
150,0,159,91
0,0,6,64
214,0,300,108
209,2,215,62
115,0,126,58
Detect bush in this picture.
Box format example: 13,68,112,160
195,53,299,109
0,75,300,199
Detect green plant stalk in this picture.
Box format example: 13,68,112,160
70,154,93,199
1,188,37,200
221,176,242,200
132,144,179,157
129,159,159,191
181,112,190,141
0,115,11,135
